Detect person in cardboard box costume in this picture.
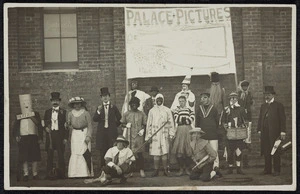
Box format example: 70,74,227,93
13,94,43,181
44,92,68,179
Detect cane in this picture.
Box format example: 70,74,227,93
84,121,169,184
191,155,209,171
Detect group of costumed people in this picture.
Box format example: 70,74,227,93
13,71,287,186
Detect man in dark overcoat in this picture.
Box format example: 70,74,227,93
93,87,122,169
44,92,68,179
257,86,286,176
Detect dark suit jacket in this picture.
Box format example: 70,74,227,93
93,103,122,150
13,111,43,140
257,100,286,155
44,108,67,150
143,97,154,116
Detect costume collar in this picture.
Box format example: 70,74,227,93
200,104,213,118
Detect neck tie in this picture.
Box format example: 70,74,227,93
114,151,120,165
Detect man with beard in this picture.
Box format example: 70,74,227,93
44,92,68,179
257,86,286,176
209,72,226,116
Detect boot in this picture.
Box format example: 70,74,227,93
227,167,233,174
237,167,245,175
214,167,223,177
151,169,159,177
163,168,170,177
176,168,184,177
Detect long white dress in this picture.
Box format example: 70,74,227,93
145,99,176,156
68,109,94,178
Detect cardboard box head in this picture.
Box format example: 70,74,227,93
19,94,33,114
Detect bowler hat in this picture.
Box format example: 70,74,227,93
189,127,206,134
115,135,129,145
50,92,61,101
100,87,110,96
210,72,220,82
264,86,276,94
150,86,159,92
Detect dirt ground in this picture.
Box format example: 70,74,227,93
9,162,293,189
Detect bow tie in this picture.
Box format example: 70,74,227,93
52,108,59,113
104,104,109,107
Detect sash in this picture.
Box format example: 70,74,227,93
199,104,213,118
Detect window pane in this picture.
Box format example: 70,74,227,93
44,14,60,38
61,38,77,62
61,14,77,37
44,39,61,62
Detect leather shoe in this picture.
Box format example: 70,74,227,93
151,169,159,177
23,175,29,182
214,167,223,177
273,172,280,176
163,169,170,177
260,170,271,175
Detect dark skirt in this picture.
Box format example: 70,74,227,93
172,125,192,157
18,135,41,162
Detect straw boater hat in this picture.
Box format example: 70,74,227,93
50,92,61,101
68,96,86,108
115,135,129,145
189,127,206,134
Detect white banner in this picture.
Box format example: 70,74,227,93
125,7,236,79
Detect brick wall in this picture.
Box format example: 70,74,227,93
8,7,293,173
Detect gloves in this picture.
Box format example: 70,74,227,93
126,123,132,128
280,132,286,140
138,129,145,136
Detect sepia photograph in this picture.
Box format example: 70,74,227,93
3,3,296,190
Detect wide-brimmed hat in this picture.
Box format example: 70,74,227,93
100,87,110,96
210,72,220,82
115,135,129,145
68,96,86,108
150,86,159,92
228,91,239,99
264,86,276,94
50,92,61,101
189,127,205,134
240,80,250,87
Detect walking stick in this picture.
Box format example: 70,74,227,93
191,155,209,171
84,121,169,184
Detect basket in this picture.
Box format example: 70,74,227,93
226,127,248,140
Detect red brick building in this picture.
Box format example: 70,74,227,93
7,7,293,172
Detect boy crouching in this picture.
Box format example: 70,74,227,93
189,127,217,182
98,136,135,185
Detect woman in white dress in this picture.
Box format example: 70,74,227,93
67,97,94,178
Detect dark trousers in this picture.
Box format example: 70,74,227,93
190,162,213,182
135,153,144,170
98,129,115,168
102,164,133,179
227,140,243,165
47,131,65,176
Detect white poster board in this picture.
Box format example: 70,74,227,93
125,7,236,78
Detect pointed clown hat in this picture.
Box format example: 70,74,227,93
182,68,193,85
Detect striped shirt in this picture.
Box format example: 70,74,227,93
174,107,195,125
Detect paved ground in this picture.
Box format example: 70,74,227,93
9,163,293,189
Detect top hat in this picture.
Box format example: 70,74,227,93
240,80,250,87
189,127,205,134
68,96,86,108
210,72,220,82
50,92,61,101
264,86,276,94
115,135,129,145
228,91,239,98
100,87,110,96
150,86,159,92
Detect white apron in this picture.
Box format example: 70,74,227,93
68,127,94,178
